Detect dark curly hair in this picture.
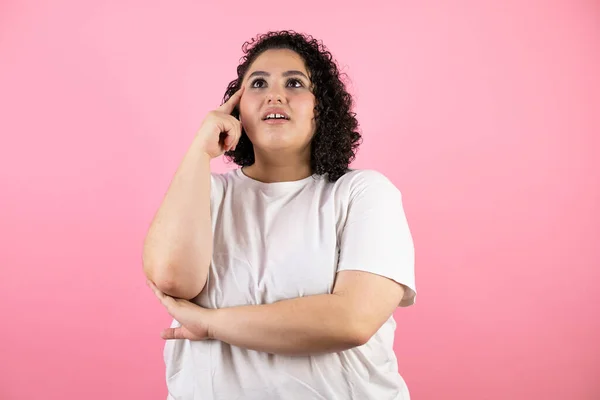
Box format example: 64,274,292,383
221,30,362,182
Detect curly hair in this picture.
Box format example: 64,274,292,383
221,30,362,182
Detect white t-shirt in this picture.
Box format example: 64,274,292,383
164,167,417,400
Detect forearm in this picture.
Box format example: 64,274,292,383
208,294,367,356
143,135,213,299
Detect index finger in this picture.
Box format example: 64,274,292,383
218,85,245,114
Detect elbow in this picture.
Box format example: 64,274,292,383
332,301,377,348
344,310,382,347
341,317,376,348
142,255,206,300
154,275,205,300
348,327,373,347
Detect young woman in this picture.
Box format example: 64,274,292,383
143,30,417,400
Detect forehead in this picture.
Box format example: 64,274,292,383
246,49,308,76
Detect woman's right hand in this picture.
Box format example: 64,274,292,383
196,86,245,159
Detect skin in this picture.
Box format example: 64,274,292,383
147,49,407,356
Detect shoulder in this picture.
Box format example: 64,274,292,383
209,169,238,203
340,168,395,184
210,169,238,186
336,169,402,199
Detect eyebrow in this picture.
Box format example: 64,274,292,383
247,70,310,80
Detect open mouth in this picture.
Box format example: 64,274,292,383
262,113,290,121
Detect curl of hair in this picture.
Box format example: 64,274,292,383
221,30,362,182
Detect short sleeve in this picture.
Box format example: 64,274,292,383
336,170,416,307
210,172,226,211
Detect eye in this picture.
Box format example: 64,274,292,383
286,78,304,88
250,78,266,88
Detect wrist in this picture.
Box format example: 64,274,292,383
204,307,222,340
191,135,213,160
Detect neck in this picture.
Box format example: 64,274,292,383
242,152,312,183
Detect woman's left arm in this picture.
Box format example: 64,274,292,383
207,270,404,355
150,270,405,356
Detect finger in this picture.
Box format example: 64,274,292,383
147,280,167,302
218,85,245,115
225,116,242,151
147,280,177,312
147,280,163,298
219,117,241,150
161,327,191,340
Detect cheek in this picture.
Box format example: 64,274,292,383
238,98,255,123
239,92,257,110
238,97,248,115
295,96,316,121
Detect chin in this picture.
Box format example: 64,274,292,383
255,139,295,152
249,130,295,147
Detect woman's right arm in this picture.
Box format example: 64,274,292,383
142,137,214,299
142,87,244,300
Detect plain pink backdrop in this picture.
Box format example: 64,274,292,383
1,0,598,399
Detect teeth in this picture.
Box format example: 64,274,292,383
265,113,287,120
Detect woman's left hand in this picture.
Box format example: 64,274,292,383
147,280,212,340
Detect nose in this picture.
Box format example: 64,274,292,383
266,87,286,104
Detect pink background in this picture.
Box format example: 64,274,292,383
1,0,598,399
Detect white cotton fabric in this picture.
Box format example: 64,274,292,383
164,168,417,400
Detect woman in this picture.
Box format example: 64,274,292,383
143,30,417,400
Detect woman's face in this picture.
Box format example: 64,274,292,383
239,49,316,155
